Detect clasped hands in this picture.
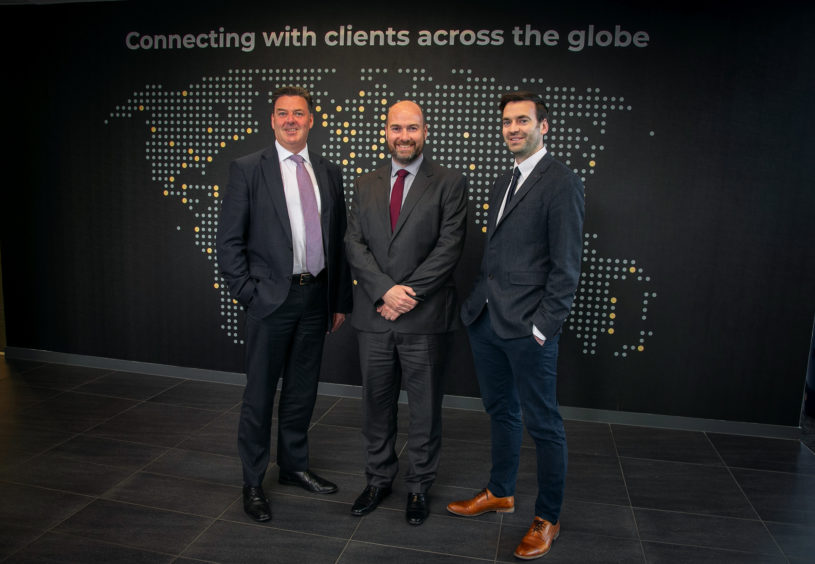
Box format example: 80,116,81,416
377,285,418,321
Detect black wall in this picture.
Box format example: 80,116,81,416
2,0,814,426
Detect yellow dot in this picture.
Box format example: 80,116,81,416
315,105,321,112
343,137,349,143
182,163,188,168
194,226,200,232
233,134,239,141
207,127,213,133
182,90,188,97
246,127,253,134
482,226,487,233
589,160,597,167
381,98,387,105
371,144,378,150
322,113,328,119
608,328,615,335
213,191,219,198
213,185,219,190
359,90,365,97
380,137,385,143
353,279,358,285
232,299,238,304
322,121,328,127
637,345,644,352
169,176,175,182
629,266,636,273
356,167,362,173
150,126,156,133
194,156,200,162
214,283,220,289
336,105,342,112
350,152,356,158
188,148,194,154
378,153,385,159
182,184,187,189
380,114,387,121
335,129,342,135
609,313,616,319
358,106,364,112
343,121,349,128
483,204,489,210
207,156,213,162
169,140,175,147
220,141,226,148
206,248,213,254
342,159,349,166
182,197,188,203
463,132,470,138
611,297,617,303
351,129,357,136
139,105,144,111
163,190,169,196
469,164,476,171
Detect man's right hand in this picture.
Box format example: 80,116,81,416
382,285,419,315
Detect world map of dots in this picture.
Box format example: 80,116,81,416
106,67,655,357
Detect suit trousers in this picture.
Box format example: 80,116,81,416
467,307,566,523
357,330,447,493
238,278,328,487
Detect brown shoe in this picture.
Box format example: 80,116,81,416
446,488,514,516
513,517,560,560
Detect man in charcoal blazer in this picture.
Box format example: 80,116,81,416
345,100,467,525
447,91,584,560
218,86,352,523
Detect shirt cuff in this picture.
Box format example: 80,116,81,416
532,324,546,343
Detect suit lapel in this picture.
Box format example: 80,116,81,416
391,159,432,239
374,167,392,238
260,146,293,246
490,153,555,239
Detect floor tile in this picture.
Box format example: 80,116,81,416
9,531,174,563
15,391,138,432
765,521,815,561
621,458,756,518
497,525,645,563
75,371,183,400
105,471,242,517
54,499,213,555
640,541,787,563
0,522,45,560
6,363,110,390
144,448,242,486
732,467,815,526
0,422,75,467
48,434,168,470
708,432,815,475
352,506,500,559
90,402,219,447
178,410,240,458
565,420,617,457
182,519,347,564
0,482,92,529
0,378,62,410
634,508,781,555
561,452,630,506
149,380,244,412
433,437,493,490
338,541,488,563
611,425,721,465
1,451,135,496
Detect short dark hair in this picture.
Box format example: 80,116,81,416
499,91,549,123
271,86,314,114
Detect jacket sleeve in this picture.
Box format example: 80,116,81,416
217,159,256,307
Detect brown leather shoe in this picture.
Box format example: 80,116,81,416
446,488,514,516
513,517,560,560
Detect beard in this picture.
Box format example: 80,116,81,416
389,140,423,165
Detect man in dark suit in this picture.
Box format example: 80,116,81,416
447,91,584,560
218,86,352,523
345,100,467,525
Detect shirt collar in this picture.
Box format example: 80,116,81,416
515,145,548,177
391,154,423,178
276,140,310,164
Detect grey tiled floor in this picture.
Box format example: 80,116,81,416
1,356,815,563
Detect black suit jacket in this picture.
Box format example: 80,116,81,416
345,157,467,334
217,144,352,322
461,152,584,339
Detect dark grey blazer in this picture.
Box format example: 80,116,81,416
217,144,352,321
461,152,585,339
345,157,467,334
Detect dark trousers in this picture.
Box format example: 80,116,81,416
357,330,446,493
238,279,328,487
467,307,566,523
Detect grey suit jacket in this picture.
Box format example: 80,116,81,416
461,152,584,339
217,144,352,321
345,157,467,334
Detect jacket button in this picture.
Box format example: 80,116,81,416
353,280,358,285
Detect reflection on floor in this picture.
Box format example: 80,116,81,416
1,356,814,563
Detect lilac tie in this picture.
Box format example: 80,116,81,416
290,154,323,275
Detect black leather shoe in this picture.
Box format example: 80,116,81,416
243,485,271,522
406,492,429,526
278,469,338,494
351,485,392,516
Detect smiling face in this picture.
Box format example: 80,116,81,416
502,100,549,163
271,95,313,153
386,101,428,165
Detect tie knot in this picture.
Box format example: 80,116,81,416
396,169,409,179
290,154,305,165
512,167,521,179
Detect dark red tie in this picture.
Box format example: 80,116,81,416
390,169,409,232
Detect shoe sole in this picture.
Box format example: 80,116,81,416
446,506,515,517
